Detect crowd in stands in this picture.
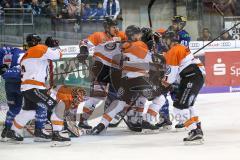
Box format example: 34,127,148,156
197,27,234,41
0,0,121,20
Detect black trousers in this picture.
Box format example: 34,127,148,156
114,76,153,104
173,64,204,110
22,88,57,111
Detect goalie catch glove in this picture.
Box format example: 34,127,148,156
77,45,89,63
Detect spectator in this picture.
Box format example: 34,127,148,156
92,2,105,20
0,5,3,18
197,28,213,41
31,0,42,15
82,3,94,20
66,0,79,18
56,0,68,18
219,29,233,40
39,0,51,14
103,0,120,20
1,0,14,8
49,0,58,17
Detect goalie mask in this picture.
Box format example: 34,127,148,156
71,87,86,107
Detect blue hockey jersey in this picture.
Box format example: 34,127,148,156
0,47,24,82
178,30,191,47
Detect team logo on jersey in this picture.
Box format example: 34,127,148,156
187,82,193,88
47,100,54,106
166,65,171,75
117,87,125,98
104,42,117,51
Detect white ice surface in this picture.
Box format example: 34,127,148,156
1,92,240,160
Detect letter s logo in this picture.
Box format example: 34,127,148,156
213,58,226,76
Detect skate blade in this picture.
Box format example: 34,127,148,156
184,139,204,145
0,137,10,142
34,137,52,142
51,141,71,147
6,139,23,144
162,125,172,130
142,129,159,134
174,127,187,132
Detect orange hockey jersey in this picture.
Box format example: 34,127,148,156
122,41,152,78
20,44,62,91
164,44,205,84
83,31,127,67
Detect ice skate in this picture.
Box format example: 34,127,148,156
175,123,186,132
5,129,23,143
1,126,10,142
91,123,106,135
34,128,52,142
78,120,92,130
184,123,204,145
156,117,172,130
142,120,159,134
51,130,71,147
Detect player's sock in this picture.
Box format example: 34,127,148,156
35,104,51,142
4,104,22,128
35,103,48,130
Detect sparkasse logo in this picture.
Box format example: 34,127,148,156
213,58,226,76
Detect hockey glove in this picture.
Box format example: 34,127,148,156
0,64,9,75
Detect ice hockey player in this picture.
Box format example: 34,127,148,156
170,15,191,47
77,17,127,129
140,27,173,130
0,46,24,141
50,85,86,146
161,30,205,144
6,34,62,142
91,25,167,134
157,16,191,130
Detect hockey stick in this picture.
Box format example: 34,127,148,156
192,22,240,55
148,0,157,28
